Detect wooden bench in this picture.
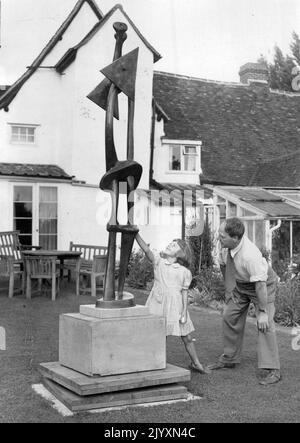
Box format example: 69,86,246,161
64,242,108,297
69,242,108,263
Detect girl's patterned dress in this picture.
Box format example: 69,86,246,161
146,253,195,337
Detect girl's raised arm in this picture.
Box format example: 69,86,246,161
135,233,155,264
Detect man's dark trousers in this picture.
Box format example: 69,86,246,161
220,277,280,370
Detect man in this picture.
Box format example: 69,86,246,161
208,217,281,386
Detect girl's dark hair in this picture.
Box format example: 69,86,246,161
173,239,192,269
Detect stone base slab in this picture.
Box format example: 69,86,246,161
43,378,189,412
59,313,166,376
39,362,191,396
80,304,149,319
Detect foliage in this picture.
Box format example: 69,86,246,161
274,278,300,326
271,220,300,279
200,218,214,269
188,235,201,276
188,217,214,276
126,250,154,289
269,46,295,92
187,218,222,308
272,258,300,282
189,266,225,308
259,246,271,262
266,31,300,92
291,31,300,65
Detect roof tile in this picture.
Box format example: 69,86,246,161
0,163,72,180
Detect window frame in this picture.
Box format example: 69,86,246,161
164,139,202,174
8,123,40,146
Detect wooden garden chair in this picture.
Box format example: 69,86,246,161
0,231,25,298
24,255,60,301
0,255,25,298
79,255,107,297
63,243,108,295
64,243,108,279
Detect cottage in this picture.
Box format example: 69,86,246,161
0,0,163,249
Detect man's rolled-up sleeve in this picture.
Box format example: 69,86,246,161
245,257,268,282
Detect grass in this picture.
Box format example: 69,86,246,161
0,279,299,423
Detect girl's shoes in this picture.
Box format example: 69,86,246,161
189,363,211,375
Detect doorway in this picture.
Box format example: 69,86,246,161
13,184,58,249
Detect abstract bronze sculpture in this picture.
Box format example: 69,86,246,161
87,22,142,308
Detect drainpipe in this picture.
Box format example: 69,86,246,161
270,219,282,233
181,194,185,240
149,99,156,183
290,220,293,267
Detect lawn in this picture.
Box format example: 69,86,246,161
0,281,299,423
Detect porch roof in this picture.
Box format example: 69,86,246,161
0,163,72,181
214,186,300,219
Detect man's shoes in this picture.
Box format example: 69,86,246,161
207,361,236,371
259,369,281,386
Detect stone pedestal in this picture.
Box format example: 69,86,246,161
39,303,191,412
59,305,166,376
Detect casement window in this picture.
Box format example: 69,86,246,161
166,140,202,173
9,124,39,145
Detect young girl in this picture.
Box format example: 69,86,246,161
135,233,210,374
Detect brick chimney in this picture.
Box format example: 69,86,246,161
239,62,269,85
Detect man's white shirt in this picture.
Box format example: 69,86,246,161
219,235,268,283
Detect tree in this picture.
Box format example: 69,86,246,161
267,32,300,92
291,31,300,66
199,217,214,269
269,46,295,91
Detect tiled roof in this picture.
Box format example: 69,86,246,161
0,163,72,180
215,186,300,218
0,0,103,111
250,152,300,187
153,71,300,187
